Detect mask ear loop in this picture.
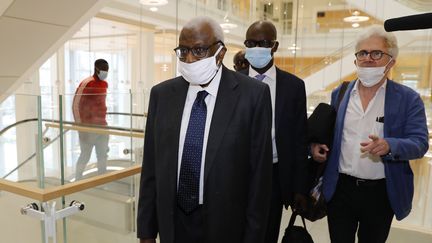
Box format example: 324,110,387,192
213,45,224,67
382,58,393,74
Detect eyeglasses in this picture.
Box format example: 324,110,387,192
174,41,223,59
355,50,392,61
244,39,276,48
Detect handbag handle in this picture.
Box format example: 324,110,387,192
335,81,349,111
288,211,308,230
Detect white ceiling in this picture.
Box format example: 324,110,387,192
0,0,109,101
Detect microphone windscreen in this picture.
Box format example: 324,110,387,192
384,13,432,32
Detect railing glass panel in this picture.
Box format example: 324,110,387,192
1,94,42,183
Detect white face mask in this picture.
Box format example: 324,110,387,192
178,46,223,85
357,59,392,87
97,70,108,80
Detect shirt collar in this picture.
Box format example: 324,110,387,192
352,78,387,95
188,65,222,98
248,65,276,81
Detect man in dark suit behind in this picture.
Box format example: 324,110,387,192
240,20,309,243
137,16,273,243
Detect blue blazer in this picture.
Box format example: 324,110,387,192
322,80,429,220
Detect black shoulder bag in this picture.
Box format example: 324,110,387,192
302,81,350,222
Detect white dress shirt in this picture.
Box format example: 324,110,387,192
177,67,221,204
249,65,278,163
339,80,386,179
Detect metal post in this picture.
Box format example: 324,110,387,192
21,200,85,243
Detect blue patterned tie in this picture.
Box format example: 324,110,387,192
177,90,209,214
255,74,266,81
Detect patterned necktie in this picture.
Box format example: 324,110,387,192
177,90,209,214
255,74,266,81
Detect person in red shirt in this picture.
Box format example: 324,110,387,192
72,59,109,180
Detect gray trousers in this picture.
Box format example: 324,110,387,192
75,132,109,180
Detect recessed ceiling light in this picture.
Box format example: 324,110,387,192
139,0,168,6
344,10,370,22
344,15,369,22
150,7,158,11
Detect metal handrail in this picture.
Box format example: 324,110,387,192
107,111,147,117
0,112,146,136
296,41,356,77
0,114,145,179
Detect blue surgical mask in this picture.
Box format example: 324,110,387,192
245,47,272,68
97,70,108,80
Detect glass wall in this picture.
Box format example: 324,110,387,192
0,0,431,242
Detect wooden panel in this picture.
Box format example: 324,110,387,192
0,165,142,202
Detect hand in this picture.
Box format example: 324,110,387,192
293,193,308,213
140,239,156,243
311,143,329,163
360,135,390,156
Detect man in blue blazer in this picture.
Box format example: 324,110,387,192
241,20,309,243
311,26,429,243
137,16,273,243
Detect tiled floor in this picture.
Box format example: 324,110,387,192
279,209,432,243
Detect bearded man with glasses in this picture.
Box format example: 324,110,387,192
137,16,273,243
239,20,309,243
311,25,429,243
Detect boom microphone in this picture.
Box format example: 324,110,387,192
384,12,432,32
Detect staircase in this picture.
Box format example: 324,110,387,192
0,0,109,101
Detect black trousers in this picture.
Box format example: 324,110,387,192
175,205,204,243
327,173,394,243
264,163,284,243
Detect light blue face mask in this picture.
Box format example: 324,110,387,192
245,47,272,69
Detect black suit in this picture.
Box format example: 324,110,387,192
241,67,308,242
137,66,273,243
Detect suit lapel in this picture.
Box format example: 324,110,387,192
204,67,239,180
384,80,401,136
274,68,284,135
165,78,188,194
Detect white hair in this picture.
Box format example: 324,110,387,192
183,16,224,42
355,25,399,58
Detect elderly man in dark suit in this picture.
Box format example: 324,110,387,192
137,16,273,243
240,20,309,243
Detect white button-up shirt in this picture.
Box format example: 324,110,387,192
339,80,386,179
178,67,222,204
249,65,278,163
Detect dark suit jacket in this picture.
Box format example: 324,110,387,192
137,66,273,243
241,67,309,205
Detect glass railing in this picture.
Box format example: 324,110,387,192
0,92,145,243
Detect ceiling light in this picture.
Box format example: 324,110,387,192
162,64,168,72
343,10,370,23
150,7,158,11
287,43,301,51
220,17,237,32
220,23,237,30
344,15,369,22
352,23,360,28
139,0,168,6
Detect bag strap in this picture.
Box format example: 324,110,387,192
288,211,308,230
335,81,349,110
